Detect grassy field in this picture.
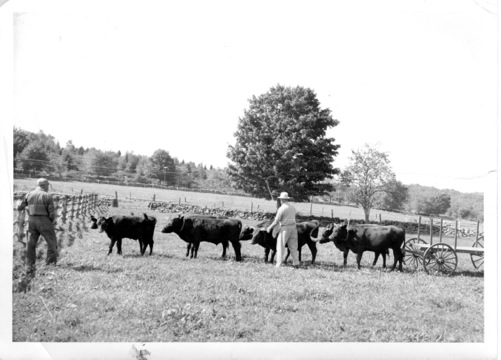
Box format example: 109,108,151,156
12,180,484,343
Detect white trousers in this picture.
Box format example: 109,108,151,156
276,225,299,267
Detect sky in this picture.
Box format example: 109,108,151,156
7,0,499,193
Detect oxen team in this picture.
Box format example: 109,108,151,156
90,213,406,271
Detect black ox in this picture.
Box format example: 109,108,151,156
161,214,243,261
313,223,391,268
250,220,321,264
312,223,404,270
90,213,157,255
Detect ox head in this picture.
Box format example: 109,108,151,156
310,223,335,243
93,216,112,233
90,215,98,229
250,226,269,245
161,214,184,234
239,226,254,241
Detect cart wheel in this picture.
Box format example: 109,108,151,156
403,238,427,269
423,243,457,275
470,235,484,269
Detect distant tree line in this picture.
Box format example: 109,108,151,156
14,128,235,193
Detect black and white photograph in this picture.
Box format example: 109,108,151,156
0,0,498,359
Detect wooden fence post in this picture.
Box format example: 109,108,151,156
75,195,82,219
68,195,76,232
309,197,313,217
14,208,27,246
417,216,421,240
112,191,118,207
475,220,480,246
430,217,433,245
439,218,443,243
454,219,458,250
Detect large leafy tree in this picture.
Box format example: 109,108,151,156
342,144,396,222
227,84,340,200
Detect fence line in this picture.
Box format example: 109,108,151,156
13,193,105,253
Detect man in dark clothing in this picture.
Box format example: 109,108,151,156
17,178,58,271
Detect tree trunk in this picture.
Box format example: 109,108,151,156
363,206,370,223
265,179,275,200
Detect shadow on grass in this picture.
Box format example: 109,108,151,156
62,262,124,273
449,269,484,278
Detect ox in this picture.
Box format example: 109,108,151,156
161,214,243,261
313,223,404,270
90,213,157,255
177,214,231,258
250,219,320,264
313,223,391,268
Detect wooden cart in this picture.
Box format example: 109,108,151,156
403,217,484,275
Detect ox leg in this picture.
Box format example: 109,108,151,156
307,243,317,264
149,240,154,255
372,252,379,267
186,243,191,257
264,248,270,262
356,251,364,269
139,240,145,256
221,241,228,258
392,248,403,271
343,249,349,266
382,253,387,268
116,239,123,255
107,238,117,255
192,242,199,259
231,240,242,262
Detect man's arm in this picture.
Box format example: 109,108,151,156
266,207,283,233
45,194,56,222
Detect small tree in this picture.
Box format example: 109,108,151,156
422,193,451,215
342,144,396,222
375,180,409,212
90,152,117,176
16,140,52,173
148,149,177,184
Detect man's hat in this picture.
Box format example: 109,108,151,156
277,192,291,200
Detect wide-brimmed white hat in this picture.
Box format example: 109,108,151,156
277,192,291,200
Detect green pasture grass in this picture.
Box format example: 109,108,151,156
12,198,484,342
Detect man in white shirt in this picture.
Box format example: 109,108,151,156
266,192,299,268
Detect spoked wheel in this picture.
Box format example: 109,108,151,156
470,235,484,269
403,238,427,270
423,243,457,275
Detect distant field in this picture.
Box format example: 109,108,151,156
12,178,482,232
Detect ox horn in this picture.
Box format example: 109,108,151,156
309,222,324,243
